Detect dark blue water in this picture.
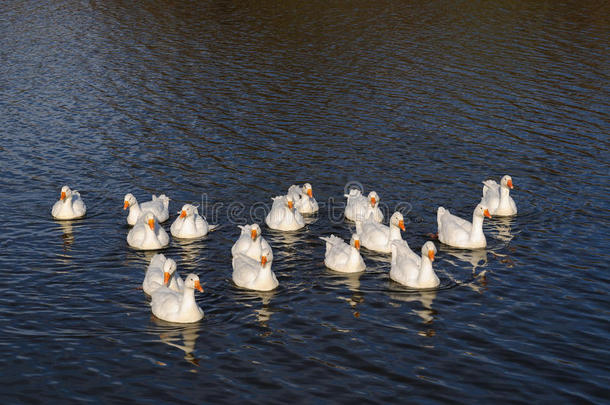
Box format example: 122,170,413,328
1,1,608,403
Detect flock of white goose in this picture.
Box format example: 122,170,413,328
51,176,517,323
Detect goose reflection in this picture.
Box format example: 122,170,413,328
387,286,438,325
236,290,277,328
174,237,206,264
490,216,516,244
152,318,201,366
58,220,75,252
327,270,365,316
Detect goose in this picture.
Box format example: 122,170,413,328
127,212,170,250
170,204,218,239
288,183,319,214
150,273,204,323
232,247,278,291
320,234,365,273
390,241,439,289
265,195,305,231
51,186,86,220
481,175,517,216
142,254,184,295
231,223,273,263
356,211,405,253
344,189,383,222
437,203,491,249
123,193,170,225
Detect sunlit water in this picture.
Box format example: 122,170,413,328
1,1,608,403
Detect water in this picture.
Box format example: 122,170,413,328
1,1,608,403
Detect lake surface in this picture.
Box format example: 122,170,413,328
1,1,608,403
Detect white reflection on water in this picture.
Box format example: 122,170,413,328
152,318,201,367
387,287,438,324
58,220,75,252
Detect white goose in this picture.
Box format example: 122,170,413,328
150,273,204,323
170,204,218,239
437,203,491,249
51,186,86,220
231,223,273,263
232,247,278,291
123,193,170,225
320,234,366,273
127,212,170,250
356,211,405,253
142,254,184,295
265,195,305,231
288,183,319,214
481,175,517,216
344,189,383,222
390,241,439,289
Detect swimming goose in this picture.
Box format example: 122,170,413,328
231,223,273,263
150,273,204,323
356,211,405,253
390,241,439,289
265,195,305,231
437,203,491,249
320,234,366,273
232,247,278,291
481,175,517,216
123,193,170,225
142,254,184,295
51,186,86,220
344,189,383,222
288,183,319,214
170,204,218,239
127,212,170,250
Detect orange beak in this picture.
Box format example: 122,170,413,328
180,210,186,219
307,189,313,198
194,280,204,293
370,197,376,207
251,229,257,240
261,255,267,266
354,240,360,250
507,179,514,189
428,250,435,261
123,201,129,210
484,209,491,219
163,271,171,285
60,191,66,200
288,201,294,210
398,220,405,231
148,218,155,230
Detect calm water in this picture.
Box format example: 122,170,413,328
1,1,608,403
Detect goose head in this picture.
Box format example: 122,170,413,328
350,233,361,250
422,241,437,261
390,212,406,231
163,258,177,285
123,193,137,210
143,212,157,230
368,191,380,208
179,204,197,219
474,203,492,219
260,246,272,268
250,223,262,240
184,274,204,293
501,175,514,190
286,195,295,210
303,183,313,198
60,185,72,201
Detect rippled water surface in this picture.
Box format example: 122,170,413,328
1,1,609,403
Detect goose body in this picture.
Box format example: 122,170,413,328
481,175,517,216
123,193,170,225
356,211,405,253
391,241,439,289
320,234,365,273
51,186,86,220
142,254,184,295
150,273,204,323
344,189,383,223
437,204,491,249
170,204,218,239
232,248,278,291
265,195,305,231
231,224,273,263
127,212,170,250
